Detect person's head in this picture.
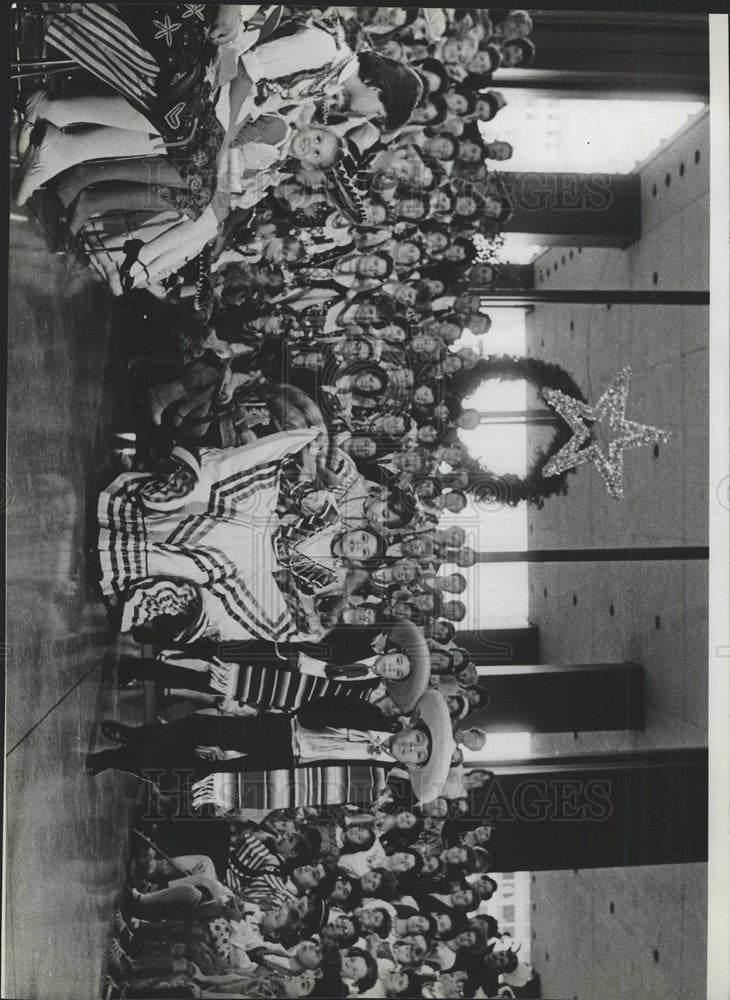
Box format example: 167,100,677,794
420,794,449,819
342,433,378,461
322,913,360,947
500,35,536,67
382,849,424,878
474,91,507,122
463,823,496,848
471,873,498,899
268,814,298,837
450,885,478,911
409,93,449,127
373,412,409,437
453,192,482,222
450,545,475,568
444,83,477,118
389,724,432,768
443,236,477,265
391,934,429,968
431,317,463,344
448,927,483,953
327,873,362,910
381,968,420,998
456,135,486,165
340,946,379,993
259,898,302,941
459,726,487,752
394,194,429,222
421,853,447,879
484,948,520,973
438,572,467,595
397,910,437,939
441,599,466,623
440,844,470,869
357,251,394,279
465,41,502,78
483,192,514,227
374,319,409,344
373,648,412,681
456,662,478,687
442,33,479,68
342,605,378,627
359,866,398,900
428,187,455,217
436,529,466,557
422,133,457,162
351,52,424,129
390,599,415,622
346,360,389,397
428,618,456,643
416,425,439,446
390,241,422,271
462,768,494,793
294,939,325,971
363,200,388,227
447,693,470,720
495,9,534,38
339,336,375,364
463,687,489,710
409,330,443,360
333,527,387,565
278,828,320,868
291,862,328,892
353,905,393,937
440,490,467,514
413,384,436,407
429,649,454,674
484,139,514,162
281,968,337,999
389,450,424,475
342,824,376,854
368,5,415,31
439,970,477,1000
291,126,343,171
418,57,450,97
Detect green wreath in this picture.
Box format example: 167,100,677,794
448,355,587,508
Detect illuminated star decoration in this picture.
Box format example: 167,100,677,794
153,15,181,46
540,367,671,499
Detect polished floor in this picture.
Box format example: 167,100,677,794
5,184,145,1000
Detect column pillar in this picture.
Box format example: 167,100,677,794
490,172,642,248
467,748,708,870
468,662,645,734
456,627,540,666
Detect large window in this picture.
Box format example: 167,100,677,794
480,95,705,174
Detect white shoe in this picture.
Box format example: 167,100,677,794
16,89,47,159
14,121,63,206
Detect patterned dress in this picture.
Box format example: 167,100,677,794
46,3,223,219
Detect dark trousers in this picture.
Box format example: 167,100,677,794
119,654,213,693
99,713,296,783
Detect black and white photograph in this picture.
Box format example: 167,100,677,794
3,5,729,1000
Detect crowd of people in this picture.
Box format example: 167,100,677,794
108,787,525,999
13,5,540,997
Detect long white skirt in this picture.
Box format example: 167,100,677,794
97,429,321,642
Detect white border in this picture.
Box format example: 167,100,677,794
707,14,730,1000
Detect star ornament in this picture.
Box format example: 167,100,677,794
541,367,671,499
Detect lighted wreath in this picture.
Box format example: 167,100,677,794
447,355,588,508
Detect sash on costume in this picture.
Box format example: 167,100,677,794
191,764,387,814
